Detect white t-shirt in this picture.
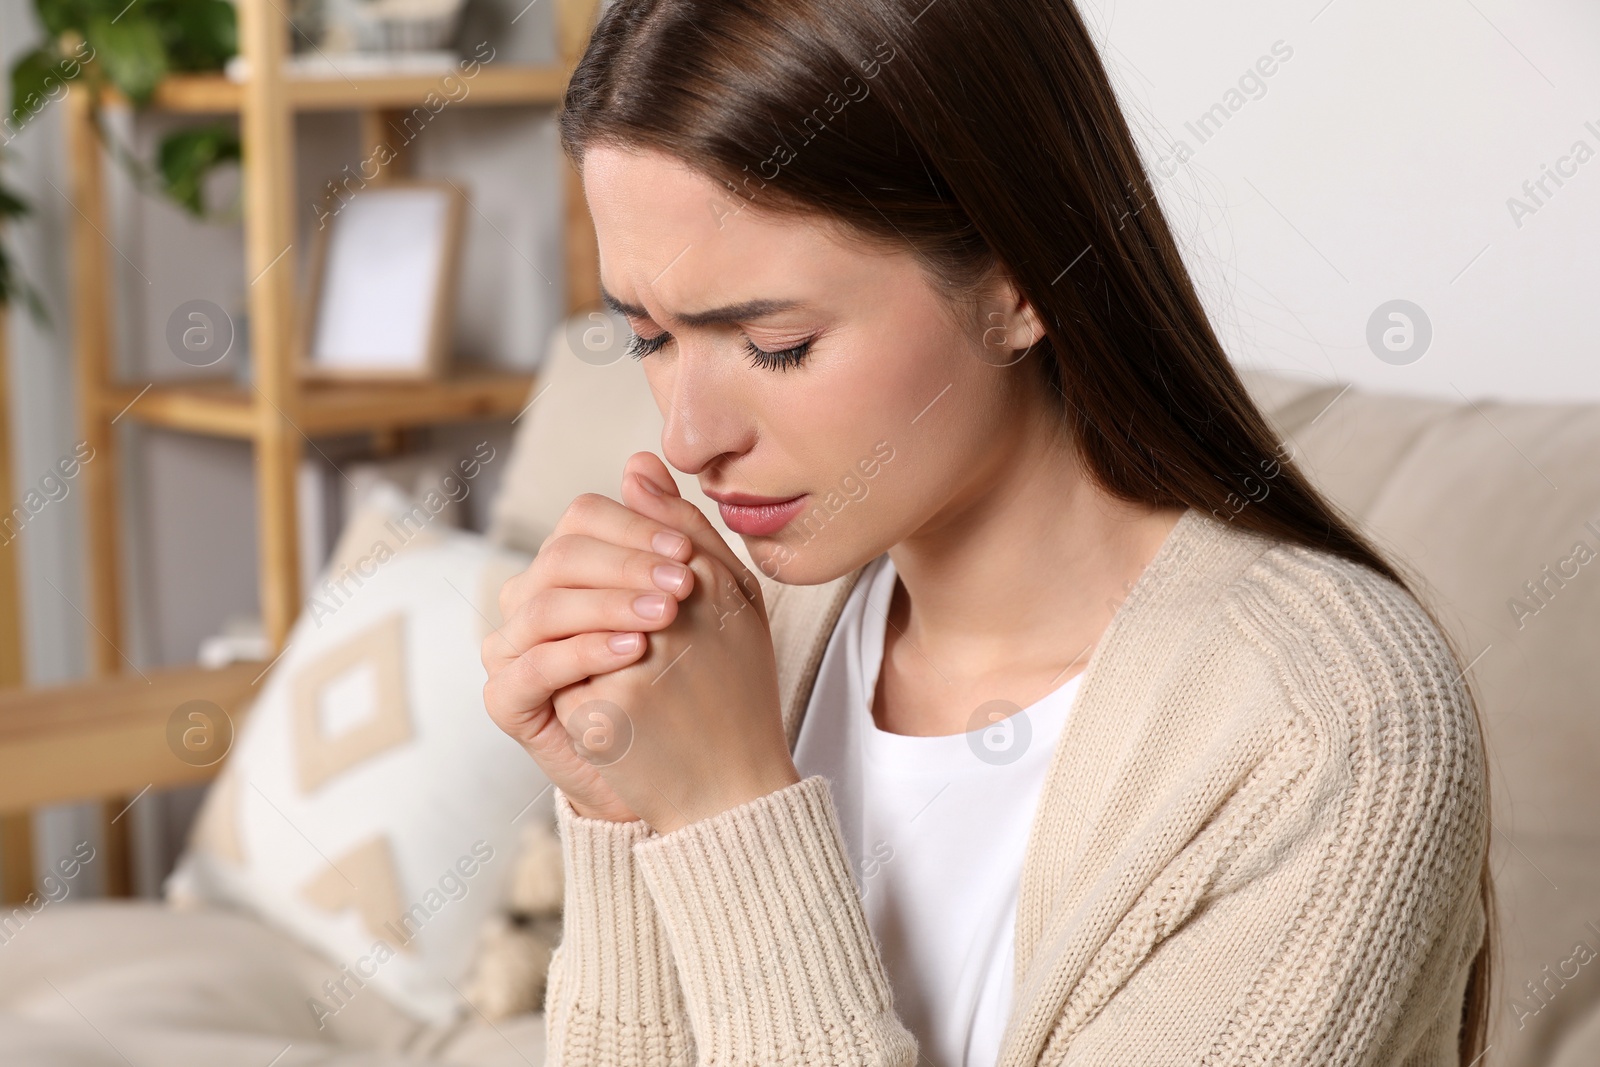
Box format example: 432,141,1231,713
793,553,1083,1067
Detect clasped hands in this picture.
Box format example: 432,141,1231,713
482,451,802,833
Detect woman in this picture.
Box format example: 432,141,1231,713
482,0,1493,1064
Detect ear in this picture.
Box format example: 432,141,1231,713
1014,296,1046,350
620,453,761,606
979,269,1046,358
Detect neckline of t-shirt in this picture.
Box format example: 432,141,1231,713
854,552,1084,765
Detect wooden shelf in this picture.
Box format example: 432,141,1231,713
0,662,261,813
60,0,602,667
100,65,572,114
103,372,537,438
25,0,603,902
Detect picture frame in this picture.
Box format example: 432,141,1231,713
300,179,466,380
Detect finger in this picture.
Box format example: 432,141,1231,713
500,494,695,617
554,491,696,563
483,629,649,740
490,586,680,666
620,453,764,607
497,534,695,619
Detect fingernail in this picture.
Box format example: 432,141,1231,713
638,473,664,496
608,632,641,653
633,594,668,620
652,564,688,595
652,531,688,557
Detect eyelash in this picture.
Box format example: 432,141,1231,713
624,331,813,371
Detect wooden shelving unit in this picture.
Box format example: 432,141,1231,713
64,0,604,675
99,373,539,439
106,65,574,114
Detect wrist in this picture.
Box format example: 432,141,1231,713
564,793,644,825
652,762,804,835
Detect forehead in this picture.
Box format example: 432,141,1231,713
581,145,876,313
583,147,731,250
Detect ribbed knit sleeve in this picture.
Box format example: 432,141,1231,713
631,775,919,1067
543,788,694,1067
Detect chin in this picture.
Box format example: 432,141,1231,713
747,539,874,587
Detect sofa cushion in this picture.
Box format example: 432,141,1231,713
0,900,546,1065
0,900,416,1050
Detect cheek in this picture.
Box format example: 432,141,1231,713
785,347,971,512
812,330,948,440
771,326,984,500
751,376,855,479
840,347,1008,514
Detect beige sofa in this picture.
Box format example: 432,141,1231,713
0,320,1595,1066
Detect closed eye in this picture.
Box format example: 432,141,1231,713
624,331,813,371
742,337,812,371
624,331,670,360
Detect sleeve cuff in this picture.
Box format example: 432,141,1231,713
544,788,692,1064
632,775,917,1065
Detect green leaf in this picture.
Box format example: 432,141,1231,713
0,241,22,304
85,13,167,103
31,0,79,40
158,124,240,216
0,215,50,326
0,148,31,222
7,46,74,132
0,183,31,221
156,0,237,71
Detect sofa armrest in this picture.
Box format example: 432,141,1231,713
0,661,261,814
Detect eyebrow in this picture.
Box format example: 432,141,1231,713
599,283,804,328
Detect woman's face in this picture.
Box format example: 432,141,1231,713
582,145,1048,585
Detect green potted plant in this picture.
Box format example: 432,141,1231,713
8,0,244,219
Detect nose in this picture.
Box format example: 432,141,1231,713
650,342,755,478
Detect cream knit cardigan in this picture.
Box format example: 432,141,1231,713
542,506,1489,1066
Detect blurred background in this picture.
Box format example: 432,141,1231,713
0,0,1596,1062
5,0,1597,896
2,0,578,897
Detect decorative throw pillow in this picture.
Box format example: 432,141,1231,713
164,485,556,1026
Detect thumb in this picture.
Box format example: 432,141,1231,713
623,451,682,500
621,453,718,546
620,453,760,606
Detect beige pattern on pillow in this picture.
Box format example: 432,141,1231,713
291,613,414,792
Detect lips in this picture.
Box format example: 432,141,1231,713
707,492,808,536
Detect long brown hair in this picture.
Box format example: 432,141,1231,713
558,0,1494,1059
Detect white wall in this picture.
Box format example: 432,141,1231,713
1081,0,1600,402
